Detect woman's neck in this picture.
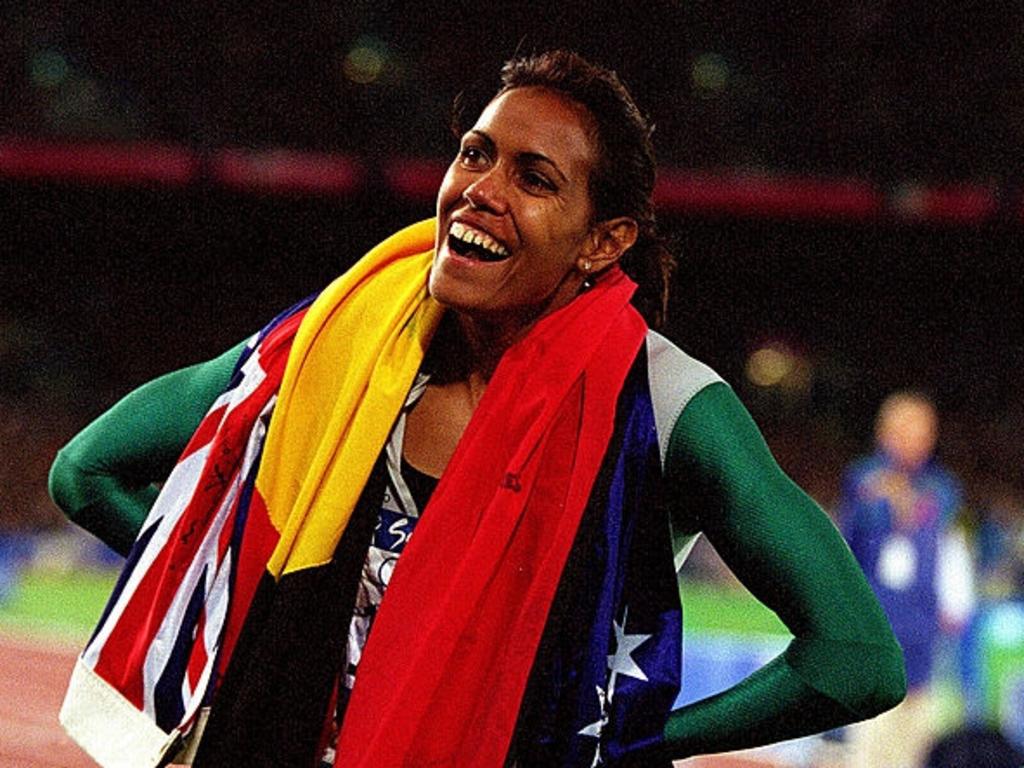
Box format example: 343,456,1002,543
424,310,534,389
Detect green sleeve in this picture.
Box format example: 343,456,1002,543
662,382,906,758
48,340,248,556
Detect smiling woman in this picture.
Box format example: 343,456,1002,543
432,86,611,325
48,50,905,767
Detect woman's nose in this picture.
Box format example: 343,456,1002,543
463,171,508,214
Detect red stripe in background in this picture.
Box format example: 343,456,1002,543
654,171,884,220
383,158,447,200
0,137,1012,224
0,137,198,185
385,161,890,221
210,148,362,195
891,182,999,224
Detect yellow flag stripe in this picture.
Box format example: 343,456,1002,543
255,219,443,577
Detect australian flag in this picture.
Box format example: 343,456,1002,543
510,352,682,767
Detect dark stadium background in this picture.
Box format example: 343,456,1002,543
1,5,1023,765
4,0,1023,525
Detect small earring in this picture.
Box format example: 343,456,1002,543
580,259,594,291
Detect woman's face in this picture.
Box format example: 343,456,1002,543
430,86,600,330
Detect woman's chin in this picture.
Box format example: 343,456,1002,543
429,270,490,314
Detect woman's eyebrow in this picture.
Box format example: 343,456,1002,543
518,152,568,183
465,129,496,154
466,129,568,183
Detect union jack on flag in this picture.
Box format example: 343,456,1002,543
60,299,313,768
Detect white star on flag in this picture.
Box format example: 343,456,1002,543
578,607,651,768
578,685,609,766
607,606,651,700
578,685,609,738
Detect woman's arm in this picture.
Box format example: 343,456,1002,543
48,340,248,556
662,382,905,758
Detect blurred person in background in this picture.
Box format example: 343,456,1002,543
957,482,1024,735
975,483,1024,599
49,50,905,767
841,390,974,768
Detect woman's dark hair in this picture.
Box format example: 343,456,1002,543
452,50,676,328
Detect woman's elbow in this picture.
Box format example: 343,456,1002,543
48,446,82,521
859,638,908,718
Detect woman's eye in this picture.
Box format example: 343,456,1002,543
459,146,487,167
522,171,555,192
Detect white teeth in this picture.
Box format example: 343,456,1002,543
449,221,509,258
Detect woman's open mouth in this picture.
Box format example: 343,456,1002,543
447,221,511,262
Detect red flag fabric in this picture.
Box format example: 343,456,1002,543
334,267,647,766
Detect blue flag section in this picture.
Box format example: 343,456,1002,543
512,356,682,767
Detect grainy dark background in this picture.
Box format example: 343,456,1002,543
2,2,1021,526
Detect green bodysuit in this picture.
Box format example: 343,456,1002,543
49,334,905,761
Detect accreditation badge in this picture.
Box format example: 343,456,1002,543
877,533,917,590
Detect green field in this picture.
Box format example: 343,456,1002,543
680,580,790,637
0,566,789,643
0,568,118,643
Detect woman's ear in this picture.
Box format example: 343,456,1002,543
578,217,638,273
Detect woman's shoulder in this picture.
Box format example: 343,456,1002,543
643,330,722,391
643,330,726,465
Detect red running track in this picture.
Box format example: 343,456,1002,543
0,631,92,767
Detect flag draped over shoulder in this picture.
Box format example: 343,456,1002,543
60,219,442,767
59,218,680,768
332,256,647,767
510,350,683,767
